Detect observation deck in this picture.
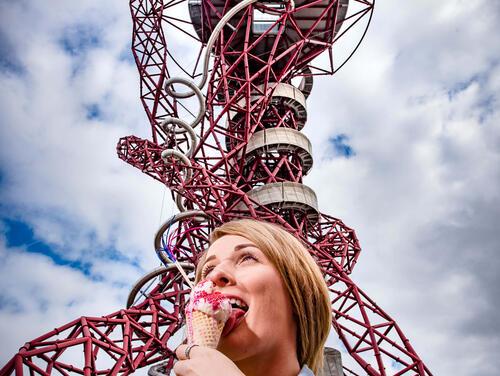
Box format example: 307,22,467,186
189,0,349,72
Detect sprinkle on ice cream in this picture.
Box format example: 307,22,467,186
186,280,232,322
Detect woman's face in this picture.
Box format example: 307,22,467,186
200,234,297,362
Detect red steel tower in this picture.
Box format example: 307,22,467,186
1,0,433,375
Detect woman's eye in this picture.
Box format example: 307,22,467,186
201,265,214,277
240,253,257,263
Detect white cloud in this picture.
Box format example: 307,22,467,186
307,0,500,374
0,237,128,365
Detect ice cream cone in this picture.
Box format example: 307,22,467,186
184,279,232,349
189,310,226,348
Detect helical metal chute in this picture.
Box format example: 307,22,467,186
160,0,261,213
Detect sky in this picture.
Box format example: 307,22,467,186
1,0,499,375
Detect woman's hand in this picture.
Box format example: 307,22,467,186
174,344,245,376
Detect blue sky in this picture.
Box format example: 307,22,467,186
1,0,500,374
329,134,355,158
3,218,92,274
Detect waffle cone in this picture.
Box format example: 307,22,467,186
189,310,225,348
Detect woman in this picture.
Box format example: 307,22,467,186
174,219,332,376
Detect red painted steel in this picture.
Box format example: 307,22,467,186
1,0,433,375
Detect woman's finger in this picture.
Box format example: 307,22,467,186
176,344,200,360
172,359,189,376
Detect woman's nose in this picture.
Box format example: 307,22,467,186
208,265,235,287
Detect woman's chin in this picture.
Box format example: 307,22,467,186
217,317,252,359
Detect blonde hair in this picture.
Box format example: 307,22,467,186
195,219,332,374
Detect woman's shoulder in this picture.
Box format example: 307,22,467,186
298,365,315,376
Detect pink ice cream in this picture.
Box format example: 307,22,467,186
185,280,232,347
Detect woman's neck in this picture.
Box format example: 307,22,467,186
234,347,301,376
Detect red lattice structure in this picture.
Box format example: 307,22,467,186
1,0,433,375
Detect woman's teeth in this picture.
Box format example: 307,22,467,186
229,298,248,311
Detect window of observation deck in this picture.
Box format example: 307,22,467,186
252,3,285,35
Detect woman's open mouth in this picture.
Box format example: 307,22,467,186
222,297,248,336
